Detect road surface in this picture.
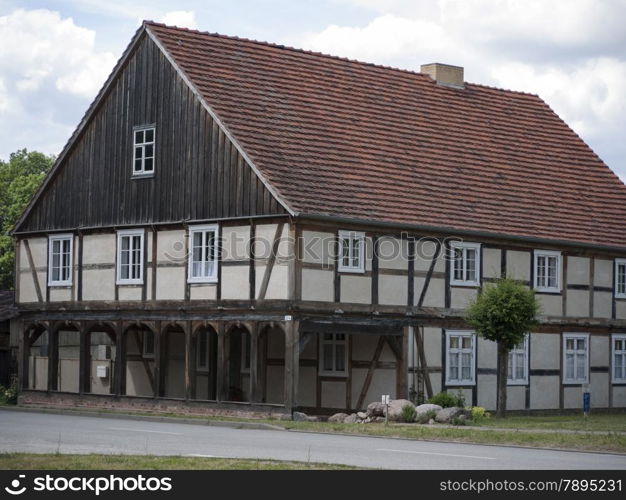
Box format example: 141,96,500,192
1,409,624,469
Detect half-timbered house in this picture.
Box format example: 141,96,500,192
12,22,626,416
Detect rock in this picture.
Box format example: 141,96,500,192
428,418,435,425
364,417,371,423
357,411,367,419
328,412,348,423
306,415,319,422
415,403,443,416
292,411,309,422
435,407,471,423
366,401,386,417
387,399,415,422
343,413,358,424
275,414,292,421
373,417,386,423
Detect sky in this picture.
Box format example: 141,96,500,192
1,0,625,181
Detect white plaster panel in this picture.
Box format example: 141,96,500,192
506,250,531,281
530,376,560,409
593,292,612,318
477,374,497,410
594,259,613,287
321,380,346,408
118,286,142,301
82,269,115,301
155,266,185,300
450,287,477,309
221,264,250,300
340,275,371,304
477,337,497,369
221,225,250,261
567,256,590,285
566,290,589,318
482,248,501,279
378,237,408,270
414,277,445,307
379,274,407,305
506,384,526,410
301,269,334,302
538,294,562,316
82,233,116,264
189,285,218,301
301,230,334,265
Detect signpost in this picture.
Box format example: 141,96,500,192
582,384,590,417
382,394,390,425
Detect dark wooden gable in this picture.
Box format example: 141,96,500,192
15,33,287,234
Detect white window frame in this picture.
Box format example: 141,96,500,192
196,330,209,372
445,330,476,386
615,259,626,299
142,330,155,359
612,334,626,383
562,333,589,384
319,333,348,377
116,229,145,285
337,230,365,273
534,250,561,293
132,125,156,176
47,233,74,286
187,224,219,284
507,334,529,385
449,241,481,286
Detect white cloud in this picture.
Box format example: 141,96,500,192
0,9,116,98
291,0,626,179
159,10,198,29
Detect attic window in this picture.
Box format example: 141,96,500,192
133,125,155,176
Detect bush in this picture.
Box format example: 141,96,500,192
428,390,465,408
470,406,491,424
0,377,18,405
416,409,437,424
450,415,468,426
400,404,417,423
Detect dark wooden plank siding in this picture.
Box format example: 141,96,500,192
18,34,286,234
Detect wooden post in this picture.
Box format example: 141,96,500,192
396,326,409,399
284,319,300,411
47,323,59,392
216,322,225,401
249,323,260,403
79,327,91,395
153,322,161,398
184,324,193,401
114,324,126,397
20,325,30,390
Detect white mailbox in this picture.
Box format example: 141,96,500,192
96,365,109,378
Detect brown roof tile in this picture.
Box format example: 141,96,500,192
148,22,626,248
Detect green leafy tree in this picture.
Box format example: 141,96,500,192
0,149,54,289
465,277,540,418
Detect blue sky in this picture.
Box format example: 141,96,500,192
1,0,625,181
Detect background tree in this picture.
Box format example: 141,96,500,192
465,277,540,418
0,149,54,289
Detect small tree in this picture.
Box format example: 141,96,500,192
465,277,540,418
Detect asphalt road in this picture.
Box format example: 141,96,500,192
1,409,624,469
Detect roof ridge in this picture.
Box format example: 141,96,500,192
144,20,533,97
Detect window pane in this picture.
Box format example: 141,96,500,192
324,333,332,341
566,338,574,350
462,336,472,349
547,257,557,288
449,352,458,381
144,331,154,354
342,237,350,267
145,129,154,142
335,344,345,372
507,352,513,379
576,353,585,379
615,353,623,380
565,352,574,379
144,158,153,172
537,256,545,287
336,333,345,341
135,130,143,144
516,353,525,379
323,344,333,371
453,248,463,281
465,249,476,281
577,339,585,350
449,336,459,349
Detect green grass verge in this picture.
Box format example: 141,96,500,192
274,420,626,453
0,453,356,470
476,413,626,433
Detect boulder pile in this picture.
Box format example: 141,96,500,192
327,400,471,425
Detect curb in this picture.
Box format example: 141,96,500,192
0,406,286,432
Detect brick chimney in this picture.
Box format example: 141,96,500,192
420,63,464,88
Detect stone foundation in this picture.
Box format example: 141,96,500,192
18,390,289,419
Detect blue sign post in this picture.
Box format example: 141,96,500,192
583,391,590,417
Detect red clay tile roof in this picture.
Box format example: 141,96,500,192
148,22,626,249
